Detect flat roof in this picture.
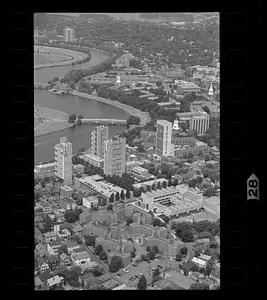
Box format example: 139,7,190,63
81,153,103,163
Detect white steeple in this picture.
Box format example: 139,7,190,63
208,82,214,96
173,118,180,130
116,74,121,85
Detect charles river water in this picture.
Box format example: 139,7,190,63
34,49,128,164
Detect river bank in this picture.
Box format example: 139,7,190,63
70,90,151,126
34,45,90,70
34,105,74,137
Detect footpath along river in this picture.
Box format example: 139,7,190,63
34,49,129,164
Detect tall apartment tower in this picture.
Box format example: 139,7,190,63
189,113,210,136
63,27,75,42
104,136,126,177
156,119,173,158
55,137,73,185
91,126,109,159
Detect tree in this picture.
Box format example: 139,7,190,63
148,249,156,260
107,204,113,211
157,181,162,190
91,265,105,277
162,181,167,189
34,190,40,202
176,253,182,261
84,234,97,247
109,256,124,273
202,106,210,114
152,245,159,254
99,250,107,261
180,247,188,256
203,187,217,197
42,215,53,233
64,210,79,223
120,190,125,200
78,115,84,120
78,146,86,153
71,234,82,244
58,244,68,255
94,245,104,256
63,266,82,286
115,192,120,202
153,218,164,227
68,114,77,123
126,217,133,226
190,282,210,290
130,250,136,258
173,179,179,186
204,261,213,276
152,267,161,281
127,115,141,125
109,193,114,203
126,190,131,199
146,246,151,252
137,275,147,290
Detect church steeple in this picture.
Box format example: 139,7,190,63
208,82,214,98
173,117,180,130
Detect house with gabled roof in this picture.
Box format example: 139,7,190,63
35,243,47,257
37,257,49,272
35,270,52,288
47,240,63,255
47,255,60,271
59,252,71,266
47,275,64,288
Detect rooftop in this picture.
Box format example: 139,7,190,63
60,185,74,192
164,270,195,289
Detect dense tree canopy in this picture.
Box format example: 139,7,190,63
109,256,124,273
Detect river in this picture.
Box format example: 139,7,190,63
34,49,129,164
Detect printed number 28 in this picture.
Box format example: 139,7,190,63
247,174,259,201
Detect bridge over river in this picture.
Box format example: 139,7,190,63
81,118,127,125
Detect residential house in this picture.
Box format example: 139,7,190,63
72,224,83,234
35,243,47,257
47,240,63,255
79,272,98,289
35,215,44,229
65,240,80,254
72,246,88,253
43,231,58,243
60,198,77,211
102,278,120,290
194,238,210,249
163,270,196,290
47,275,64,288
47,255,60,271
71,251,97,269
35,227,43,244
57,228,71,239
35,270,51,288
192,257,207,269
37,201,53,214
199,254,212,261
59,253,71,266
37,257,49,273
210,269,220,285
198,277,213,289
